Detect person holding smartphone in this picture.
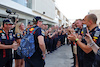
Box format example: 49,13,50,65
68,14,100,67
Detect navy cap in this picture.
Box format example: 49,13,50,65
3,19,13,25
28,21,33,25
33,18,37,22
35,16,43,22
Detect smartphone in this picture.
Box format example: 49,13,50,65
82,24,87,36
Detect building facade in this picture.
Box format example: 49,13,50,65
55,5,69,27
0,0,69,27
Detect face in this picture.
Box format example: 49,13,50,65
72,23,75,28
41,24,45,29
20,23,25,30
76,20,82,28
38,21,43,27
48,28,52,32
56,25,59,29
5,24,13,30
83,16,90,27
45,25,48,29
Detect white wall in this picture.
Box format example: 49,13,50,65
0,0,56,24
32,0,55,19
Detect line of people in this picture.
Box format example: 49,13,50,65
42,25,67,54
0,16,68,67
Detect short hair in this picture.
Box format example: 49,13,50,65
76,19,83,21
87,14,97,23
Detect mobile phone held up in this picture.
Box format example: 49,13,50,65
82,24,87,37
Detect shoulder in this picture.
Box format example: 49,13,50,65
35,27,45,36
35,27,41,32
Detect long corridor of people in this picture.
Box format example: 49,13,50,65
0,14,100,67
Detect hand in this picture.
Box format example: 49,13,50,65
67,28,75,35
68,33,77,42
12,41,18,50
42,54,46,60
84,28,94,47
78,35,82,41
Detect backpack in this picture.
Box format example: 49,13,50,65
17,27,39,57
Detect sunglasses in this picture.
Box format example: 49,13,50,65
6,24,13,25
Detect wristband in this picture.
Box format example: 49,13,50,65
75,38,79,43
89,43,94,47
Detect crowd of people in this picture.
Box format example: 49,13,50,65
1,13,100,67
67,14,100,67
0,16,68,67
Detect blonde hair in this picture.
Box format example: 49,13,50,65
15,22,23,34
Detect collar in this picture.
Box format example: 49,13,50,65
33,25,38,28
2,29,12,34
89,26,99,33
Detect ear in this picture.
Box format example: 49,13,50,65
89,20,93,25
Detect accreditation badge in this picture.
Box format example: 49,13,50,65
9,33,13,40
1,33,6,39
17,33,20,38
94,31,100,37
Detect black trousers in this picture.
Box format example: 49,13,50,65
0,57,12,67
25,58,45,67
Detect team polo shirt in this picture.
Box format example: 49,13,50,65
0,29,14,58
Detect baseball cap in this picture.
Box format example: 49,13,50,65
33,18,37,22
28,21,33,25
3,19,13,25
34,16,43,22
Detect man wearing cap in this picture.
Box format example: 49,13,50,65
0,19,18,67
25,16,46,67
26,21,34,29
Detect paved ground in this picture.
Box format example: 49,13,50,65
13,44,73,67
45,45,73,67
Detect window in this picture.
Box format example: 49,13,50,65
12,0,32,9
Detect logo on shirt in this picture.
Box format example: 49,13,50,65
29,28,34,33
29,28,34,31
17,33,20,38
1,33,6,39
9,33,13,40
0,30,2,33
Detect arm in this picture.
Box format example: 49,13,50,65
48,33,55,38
84,30,99,54
0,42,13,49
76,40,92,53
0,41,18,50
38,35,46,59
68,33,93,54
88,43,99,54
